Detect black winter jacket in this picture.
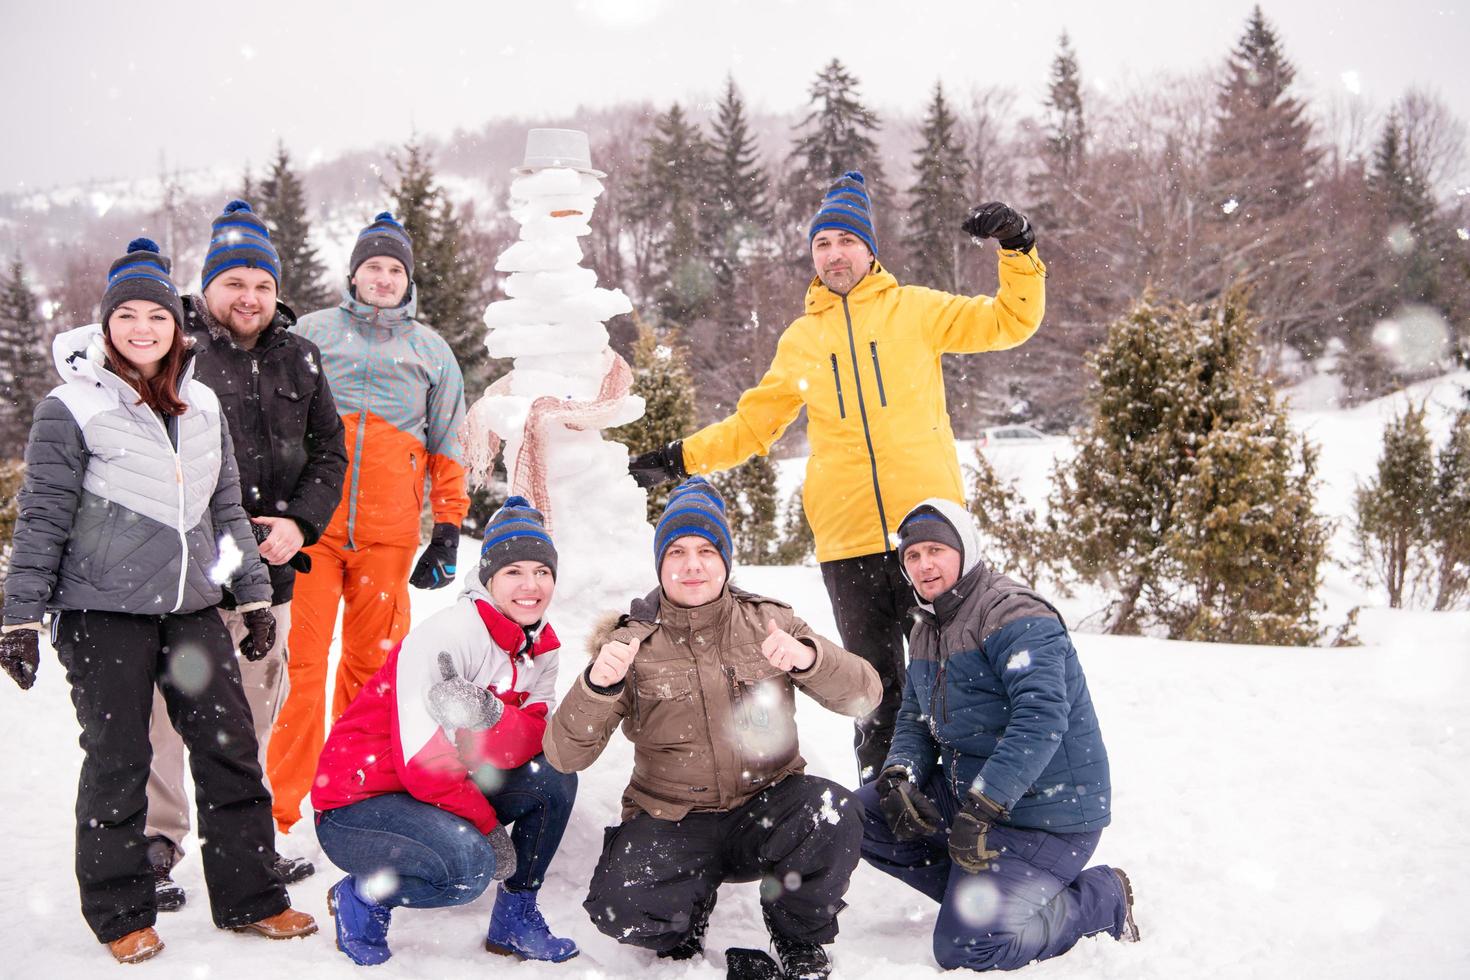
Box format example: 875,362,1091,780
184,295,347,605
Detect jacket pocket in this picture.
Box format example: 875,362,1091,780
631,664,696,745
272,385,311,447
869,341,888,407
829,353,847,419
730,660,797,770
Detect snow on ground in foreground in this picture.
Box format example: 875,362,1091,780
2,554,1467,979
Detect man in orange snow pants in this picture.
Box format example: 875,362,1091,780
270,211,469,832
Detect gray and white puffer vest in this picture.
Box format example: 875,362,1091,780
2,323,271,625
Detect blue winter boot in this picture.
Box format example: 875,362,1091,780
485,884,580,962
328,875,393,966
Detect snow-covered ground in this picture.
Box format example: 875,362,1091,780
3,374,1468,977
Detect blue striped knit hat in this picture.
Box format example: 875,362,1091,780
809,170,877,258
202,199,280,289
350,211,414,278
479,496,558,584
654,477,733,573
101,237,184,328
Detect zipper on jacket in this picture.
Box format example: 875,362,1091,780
829,354,846,419
842,296,891,550
869,341,888,407
144,407,190,612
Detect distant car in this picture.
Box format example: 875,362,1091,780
977,425,1048,447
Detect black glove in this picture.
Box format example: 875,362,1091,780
410,522,459,590
628,441,687,490
237,608,277,662
948,790,1008,873
0,628,41,690
426,652,504,731
962,202,1035,252
875,766,943,840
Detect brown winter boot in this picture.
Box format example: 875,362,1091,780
1113,868,1141,942
107,927,164,964
230,907,319,939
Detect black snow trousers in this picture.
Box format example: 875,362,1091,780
820,550,913,782
584,774,861,952
53,608,288,942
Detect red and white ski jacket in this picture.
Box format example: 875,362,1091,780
311,576,561,834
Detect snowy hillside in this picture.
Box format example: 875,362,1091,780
2,376,1468,978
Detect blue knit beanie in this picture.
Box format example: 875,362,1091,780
101,237,184,329
809,170,877,258
654,477,733,574
480,496,558,584
202,199,280,289
350,211,414,278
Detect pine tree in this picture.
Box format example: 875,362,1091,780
256,142,333,311
966,447,1055,590
1429,409,1470,609
708,76,772,320
1352,402,1436,608
787,59,887,236
772,482,816,565
712,455,779,564
1043,32,1086,184
609,315,699,522
390,138,486,389
0,255,49,459
1365,108,1448,318
905,82,969,293
627,104,715,324
0,458,25,587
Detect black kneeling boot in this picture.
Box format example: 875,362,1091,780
658,889,718,961
145,836,185,912
762,906,831,980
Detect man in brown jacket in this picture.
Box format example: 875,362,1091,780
544,478,880,979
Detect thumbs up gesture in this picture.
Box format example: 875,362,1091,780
427,652,504,731
761,619,816,673
590,636,640,688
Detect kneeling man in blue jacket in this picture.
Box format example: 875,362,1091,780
854,498,1139,971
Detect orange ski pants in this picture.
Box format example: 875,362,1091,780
266,532,414,831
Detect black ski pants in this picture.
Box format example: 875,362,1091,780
584,774,861,951
820,550,912,782
54,608,287,942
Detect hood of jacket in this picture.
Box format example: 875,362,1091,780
337,284,420,331
802,261,899,316
899,496,987,619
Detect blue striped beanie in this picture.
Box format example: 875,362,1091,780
202,199,280,289
102,237,184,328
809,170,877,258
350,211,414,278
479,496,558,583
654,477,733,573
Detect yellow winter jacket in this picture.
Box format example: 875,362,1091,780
683,250,1046,562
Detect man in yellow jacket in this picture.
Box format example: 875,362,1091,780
629,171,1046,781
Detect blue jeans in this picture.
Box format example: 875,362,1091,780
855,770,1125,971
316,754,577,907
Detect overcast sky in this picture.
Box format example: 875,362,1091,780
3,0,1466,191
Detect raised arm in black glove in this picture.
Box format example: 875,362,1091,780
628,440,687,490
237,608,278,662
0,628,41,690
410,522,460,590
948,789,1008,873
426,652,504,731
961,202,1035,253
875,766,943,840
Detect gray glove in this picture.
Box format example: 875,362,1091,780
427,653,504,731
486,824,517,882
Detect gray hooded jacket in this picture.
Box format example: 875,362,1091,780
3,323,271,625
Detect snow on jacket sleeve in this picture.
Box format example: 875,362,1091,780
424,338,470,529
209,415,273,607
466,647,560,770
3,398,84,625
884,659,941,786
921,249,1047,356
283,344,347,548
971,616,1072,810
543,668,631,774
681,324,806,475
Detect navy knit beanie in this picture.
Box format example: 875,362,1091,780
101,237,184,329
349,211,414,278
809,170,878,258
654,477,733,574
480,496,558,584
896,505,965,561
202,199,281,289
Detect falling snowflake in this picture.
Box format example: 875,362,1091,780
1221,198,1240,215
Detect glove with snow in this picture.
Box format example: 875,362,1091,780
486,824,517,882
948,790,1007,873
961,202,1035,252
236,608,277,663
875,766,943,841
427,652,503,731
0,627,41,690
410,523,459,590
628,441,687,490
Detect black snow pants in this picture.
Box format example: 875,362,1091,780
820,550,913,782
53,608,288,942
584,774,861,952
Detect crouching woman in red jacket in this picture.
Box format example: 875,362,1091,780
310,498,579,966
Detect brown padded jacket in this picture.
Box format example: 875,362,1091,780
543,586,881,821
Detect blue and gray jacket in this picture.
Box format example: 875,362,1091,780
884,498,1111,833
